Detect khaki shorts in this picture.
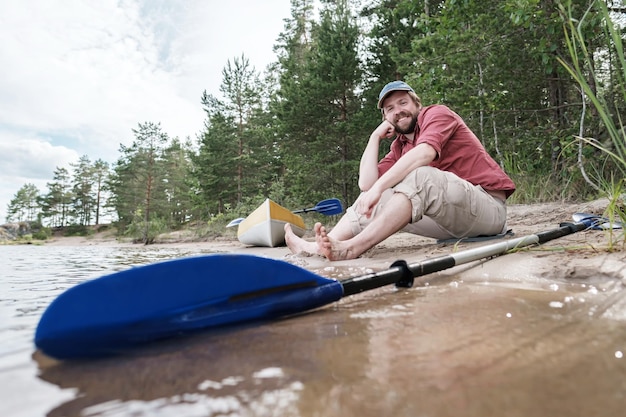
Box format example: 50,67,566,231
346,166,508,240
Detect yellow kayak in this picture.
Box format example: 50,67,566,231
237,199,306,247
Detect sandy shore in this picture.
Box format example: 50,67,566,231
43,200,626,283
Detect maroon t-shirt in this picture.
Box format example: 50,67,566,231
378,105,516,197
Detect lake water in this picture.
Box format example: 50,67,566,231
1,244,626,417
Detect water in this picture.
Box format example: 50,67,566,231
1,244,626,417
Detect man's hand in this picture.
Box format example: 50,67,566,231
372,120,396,140
356,187,383,218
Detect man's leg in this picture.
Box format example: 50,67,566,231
285,191,391,255
285,209,358,255
395,166,507,238
288,167,507,258
316,192,412,260
284,223,319,254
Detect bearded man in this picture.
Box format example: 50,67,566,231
285,80,516,261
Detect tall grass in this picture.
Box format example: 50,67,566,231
557,0,626,246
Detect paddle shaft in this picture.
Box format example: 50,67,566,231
34,220,591,359
340,221,588,296
228,198,344,227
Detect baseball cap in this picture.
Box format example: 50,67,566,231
377,81,415,109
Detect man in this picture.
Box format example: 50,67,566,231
285,80,516,261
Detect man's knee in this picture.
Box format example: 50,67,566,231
408,166,448,186
393,166,438,197
393,167,453,222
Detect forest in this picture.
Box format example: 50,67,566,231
6,0,626,243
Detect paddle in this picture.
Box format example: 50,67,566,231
292,198,343,215
572,212,623,230
35,218,595,359
226,198,343,228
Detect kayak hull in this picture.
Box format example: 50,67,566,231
238,199,306,247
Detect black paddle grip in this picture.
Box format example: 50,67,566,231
537,221,587,243
391,260,414,288
341,261,415,296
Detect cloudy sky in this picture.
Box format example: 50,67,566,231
0,0,295,222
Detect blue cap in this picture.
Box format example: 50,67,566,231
377,81,415,109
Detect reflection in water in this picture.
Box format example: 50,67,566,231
35,309,347,416
2,245,626,416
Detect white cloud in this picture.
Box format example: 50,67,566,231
0,130,80,222
0,0,292,222
0,133,79,179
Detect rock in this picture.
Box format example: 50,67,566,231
0,221,35,241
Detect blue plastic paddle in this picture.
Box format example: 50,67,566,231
35,219,594,359
572,212,623,230
292,198,343,215
226,198,344,228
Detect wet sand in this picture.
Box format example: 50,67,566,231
33,270,626,417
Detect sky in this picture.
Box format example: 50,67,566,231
0,0,295,223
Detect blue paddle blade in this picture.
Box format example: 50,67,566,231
572,212,623,230
35,254,343,359
226,217,245,227
292,198,343,215
314,198,343,215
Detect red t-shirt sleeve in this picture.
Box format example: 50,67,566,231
414,106,459,157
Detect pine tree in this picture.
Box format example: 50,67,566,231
193,93,239,216
275,0,364,205
40,167,73,227
92,159,110,225
6,183,40,223
192,54,270,215
71,155,97,226
109,122,169,243
161,138,194,225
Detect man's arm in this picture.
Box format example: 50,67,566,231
358,120,396,191
356,142,437,218
373,143,437,193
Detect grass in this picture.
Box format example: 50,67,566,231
558,0,626,247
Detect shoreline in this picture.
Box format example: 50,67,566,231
39,199,621,248
17,199,625,284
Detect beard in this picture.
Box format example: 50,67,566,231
391,112,418,134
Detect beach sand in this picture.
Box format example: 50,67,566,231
43,199,626,284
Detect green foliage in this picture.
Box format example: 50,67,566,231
63,224,93,237
274,0,364,205
161,139,195,225
101,121,195,241
558,0,626,174
10,0,626,240
6,183,40,223
31,227,52,241
125,213,167,244
108,121,189,237
192,54,278,216
603,178,626,250
403,0,569,174
40,167,73,227
35,158,111,228
557,0,626,245
71,155,95,225
23,221,52,240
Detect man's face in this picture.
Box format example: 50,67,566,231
381,91,418,134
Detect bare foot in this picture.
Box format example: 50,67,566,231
315,222,357,261
284,223,319,255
